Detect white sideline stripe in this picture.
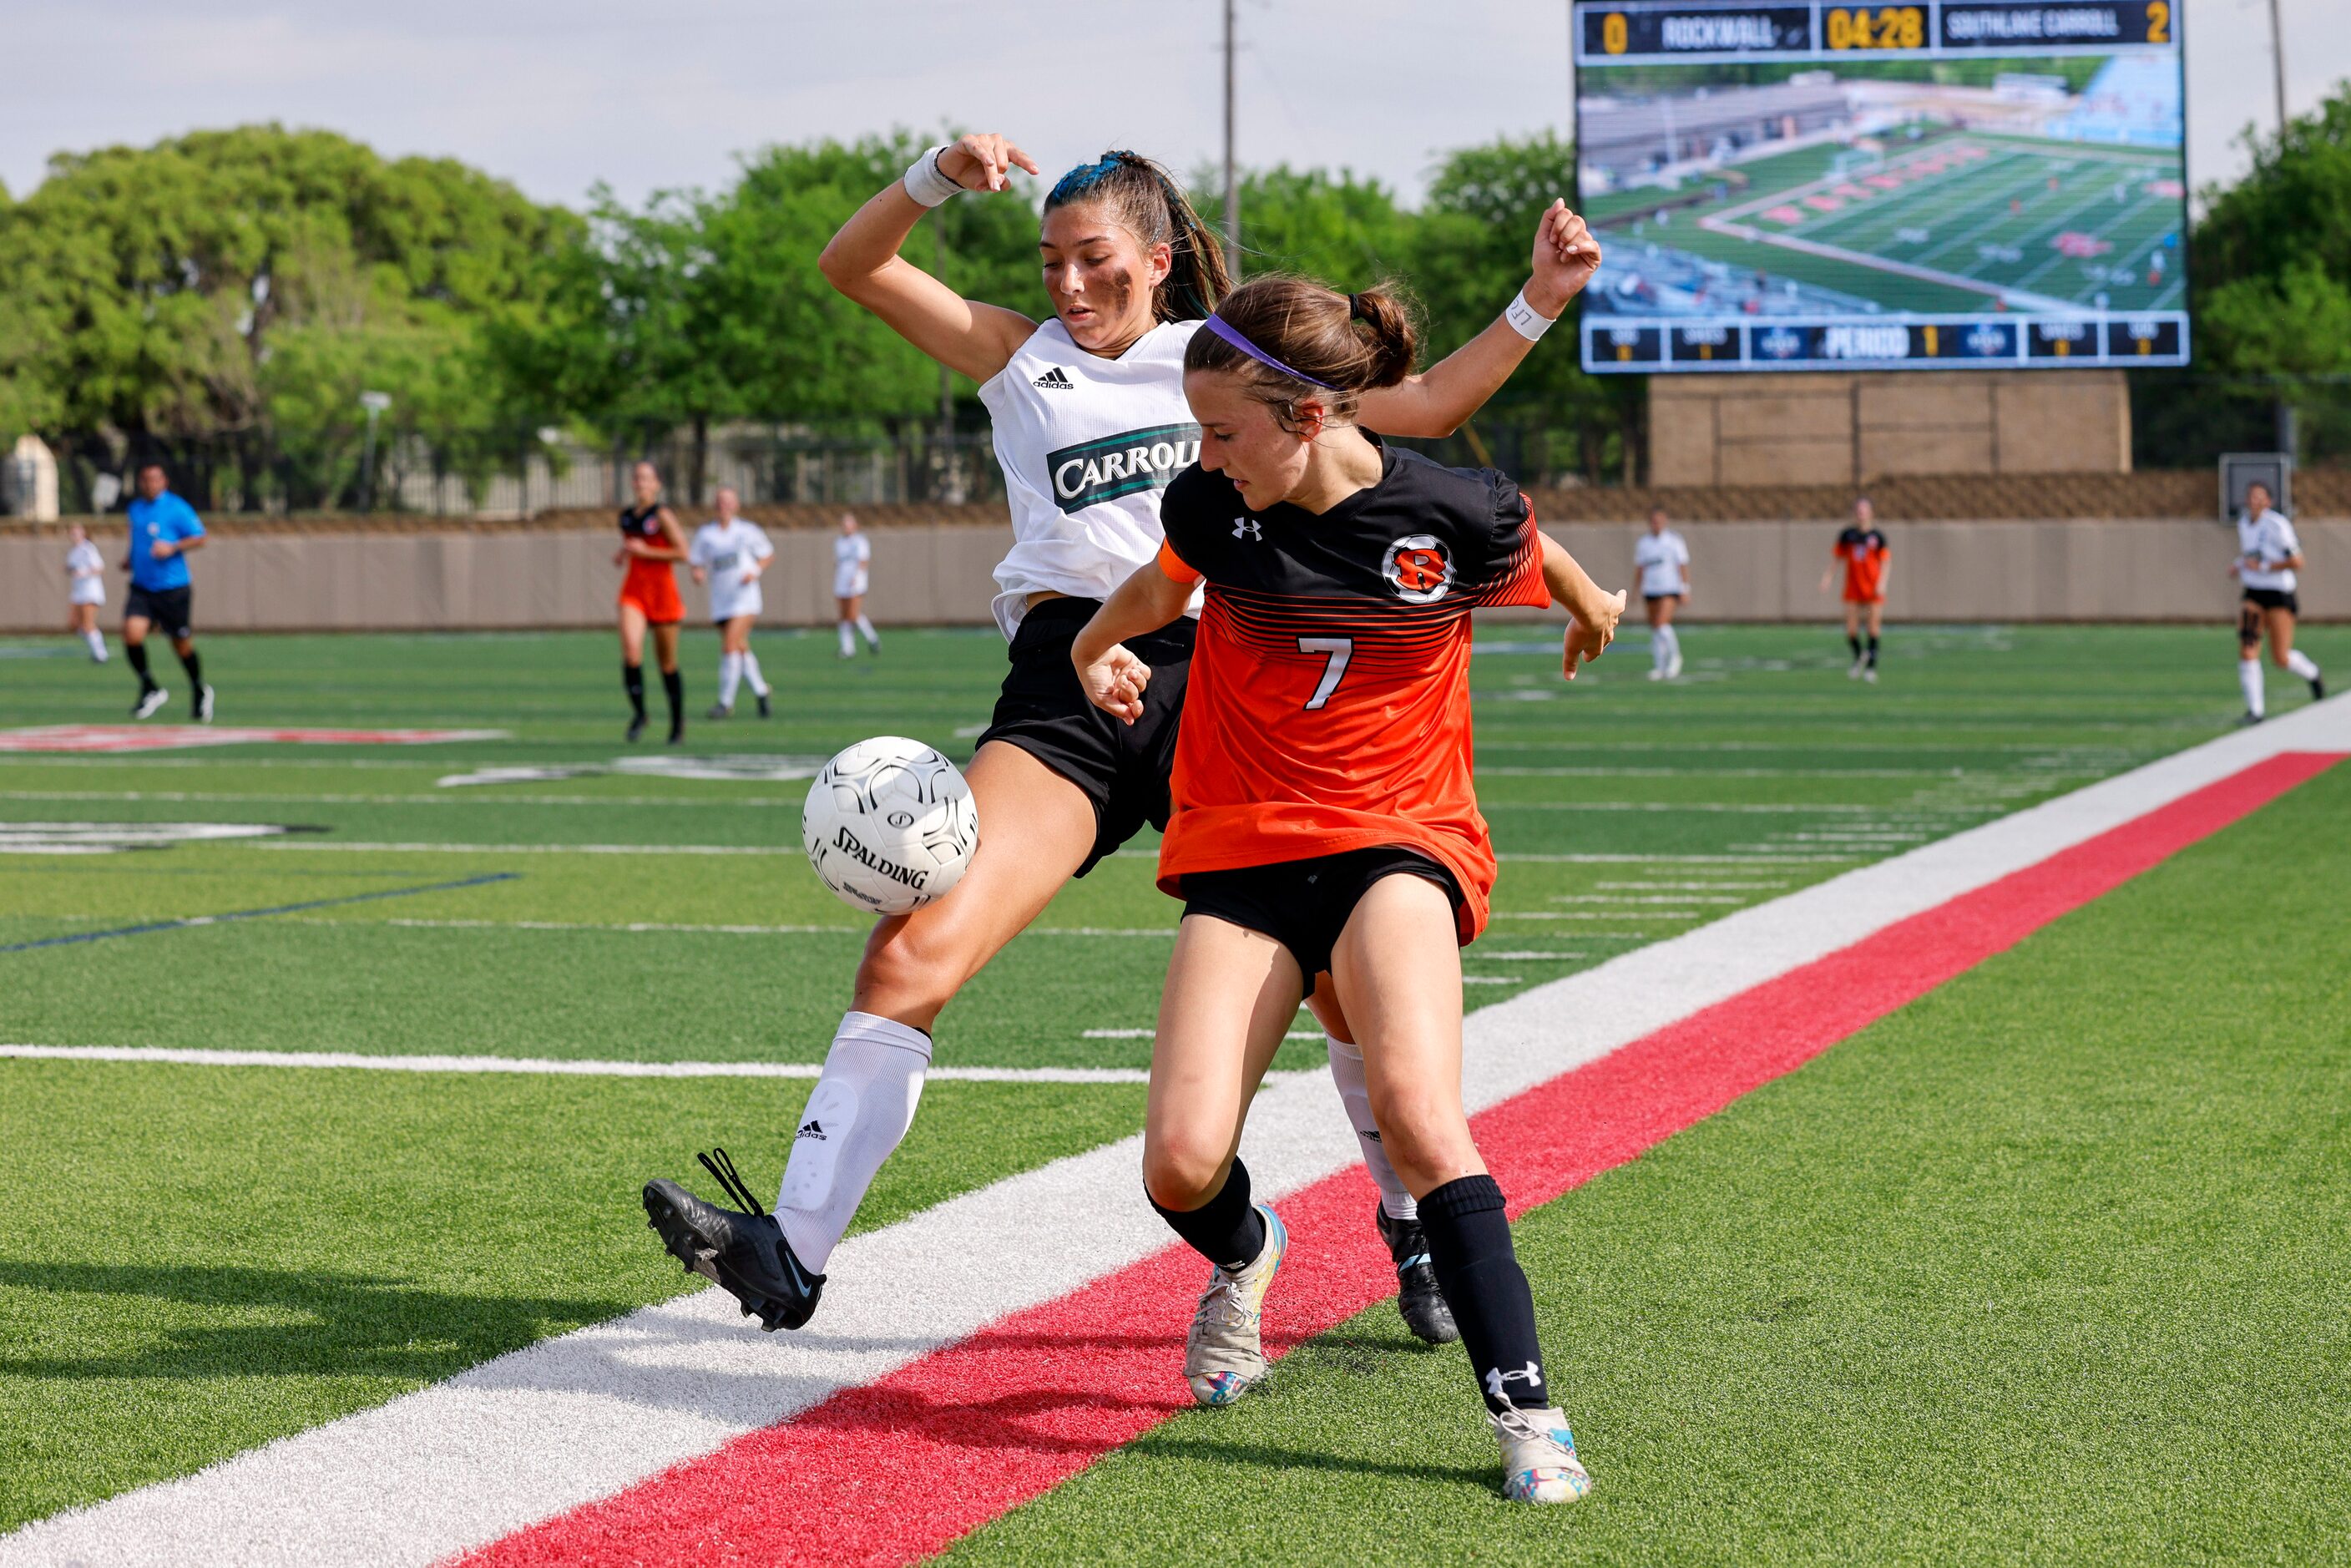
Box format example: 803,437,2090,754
0,1045,1168,1085
6,699,2343,1568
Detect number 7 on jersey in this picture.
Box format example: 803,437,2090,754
1298,636,1352,711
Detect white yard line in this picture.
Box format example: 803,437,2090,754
3,702,2342,1568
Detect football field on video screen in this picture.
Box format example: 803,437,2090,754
3,625,2347,1562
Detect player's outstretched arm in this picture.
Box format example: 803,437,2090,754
1358,201,1601,440
818,132,1044,385
1540,532,1624,680
1071,563,1193,725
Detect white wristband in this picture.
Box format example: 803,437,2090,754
902,144,961,208
1504,287,1559,341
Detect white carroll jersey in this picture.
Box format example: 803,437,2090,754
66,540,106,605
2237,508,2301,594
833,532,871,598
977,316,1206,639
690,519,772,621
1634,529,1690,598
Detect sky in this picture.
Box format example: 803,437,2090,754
1,0,2344,213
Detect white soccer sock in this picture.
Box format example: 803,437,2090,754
774,1011,932,1274
837,621,856,658
718,652,742,710
2238,656,2265,717
1659,624,1681,666
741,650,770,696
1651,629,1668,674
856,614,879,649
2287,649,2321,682
1327,1034,1417,1222
83,629,107,661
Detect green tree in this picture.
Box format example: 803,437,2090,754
0,124,575,508
1226,166,1415,284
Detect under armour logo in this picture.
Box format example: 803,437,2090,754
795,1120,827,1141
1484,1362,1545,1401
1232,518,1261,540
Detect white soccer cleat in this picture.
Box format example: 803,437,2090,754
1863,666,1878,685
195,684,215,721
133,686,169,719
1490,1404,1591,1505
1646,666,1664,682
1848,657,1865,680
1666,650,1684,680
1184,1204,1287,1407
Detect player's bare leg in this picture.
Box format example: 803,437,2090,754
1330,876,1587,1504
2268,606,2324,701
618,602,650,741
647,742,1101,1329
1145,915,1302,1405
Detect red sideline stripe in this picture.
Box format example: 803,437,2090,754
460,751,2342,1568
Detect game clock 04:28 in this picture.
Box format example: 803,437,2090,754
1824,5,1925,50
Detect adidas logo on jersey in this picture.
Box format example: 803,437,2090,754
1033,367,1075,390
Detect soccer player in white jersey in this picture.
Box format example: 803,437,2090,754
688,487,774,719
642,132,1602,1343
2232,480,2323,723
833,511,878,658
63,522,109,662
1633,507,1690,680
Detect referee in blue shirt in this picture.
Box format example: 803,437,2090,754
121,460,213,720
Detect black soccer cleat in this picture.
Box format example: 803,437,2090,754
625,713,649,743
755,691,771,719
706,703,731,721
1377,1202,1459,1345
2310,673,2326,702
643,1148,824,1332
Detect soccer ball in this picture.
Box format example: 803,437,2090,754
801,736,978,915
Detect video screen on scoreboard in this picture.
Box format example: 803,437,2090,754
1571,1,2188,372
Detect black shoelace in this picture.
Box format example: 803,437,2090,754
696,1146,766,1216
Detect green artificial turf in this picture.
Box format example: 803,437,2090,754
944,766,2351,1566
0,1065,1145,1530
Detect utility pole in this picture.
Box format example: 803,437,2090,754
1223,0,1240,279
2268,0,2296,461
2267,0,2289,136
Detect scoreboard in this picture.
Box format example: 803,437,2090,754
1573,0,2189,373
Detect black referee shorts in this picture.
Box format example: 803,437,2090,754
124,585,195,640
975,596,1195,877
1182,847,1465,985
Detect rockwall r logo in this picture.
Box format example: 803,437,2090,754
1380,534,1454,604
1046,423,1201,514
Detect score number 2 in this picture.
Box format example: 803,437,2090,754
1824,6,1924,48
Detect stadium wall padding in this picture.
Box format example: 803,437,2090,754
3,520,2343,631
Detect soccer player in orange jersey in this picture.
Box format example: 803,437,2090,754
1073,275,1625,1505
1820,496,1891,681
615,460,690,742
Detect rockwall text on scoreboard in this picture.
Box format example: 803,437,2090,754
1577,1,2177,63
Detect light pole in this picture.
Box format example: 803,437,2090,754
1223,0,1240,279
359,390,392,511
2267,0,2289,136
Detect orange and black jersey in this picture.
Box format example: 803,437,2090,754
1152,440,1550,942
1834,525,1889,601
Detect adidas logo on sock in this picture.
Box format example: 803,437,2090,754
796,1120,827,1141
1033,367,1074,390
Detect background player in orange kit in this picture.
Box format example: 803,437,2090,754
615,459,691,742
1070,274,1624,1506
1821,496,1891,682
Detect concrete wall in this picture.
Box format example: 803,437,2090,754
4,518,2343,632
1651,371,2134,487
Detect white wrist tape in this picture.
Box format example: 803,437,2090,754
902,144,961,208
1504,287,1560,341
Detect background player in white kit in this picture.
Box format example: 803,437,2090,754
2232,480,2323,723
834,511,878,659
1633,506,1689,681
63,523,109,663
689,487,775,719
641,130,1600,1341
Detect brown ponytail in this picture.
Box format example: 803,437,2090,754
1044,150,1232,322
1183,275,1420,422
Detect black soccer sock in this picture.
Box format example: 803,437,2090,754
1866,634,1881,668
1150,1156,1267,1272
177,648,203,687
125,641,157,692
1421,1174,1551,1413
1847,633,1862,660
661,668,685,727
622,661,645,719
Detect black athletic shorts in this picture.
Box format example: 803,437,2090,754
2241,587,2298,642
124,584,194,640
976,596,1195,877
1181,847,1466,986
